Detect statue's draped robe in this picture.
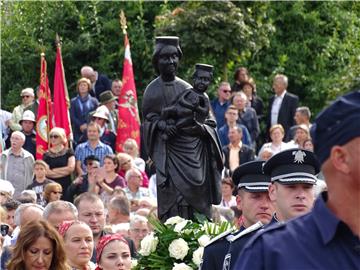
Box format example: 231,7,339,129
142,76,223,221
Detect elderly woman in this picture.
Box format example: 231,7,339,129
122,138,146,172
95,234,132,270
70,78,99,143
117,153,149,188
43,183,63,205
257,124,290,158
288,124,311,149
7,220,69,270
43,127,75,201
58,220,95,270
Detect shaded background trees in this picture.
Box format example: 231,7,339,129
1,1,359,117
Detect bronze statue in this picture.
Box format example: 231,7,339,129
142,36,223,222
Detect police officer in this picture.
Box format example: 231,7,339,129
201,160,274,270
265,148,320,224
236,90,360,269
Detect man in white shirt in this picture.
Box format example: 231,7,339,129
267,74,299,142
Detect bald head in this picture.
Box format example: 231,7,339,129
81,66,96,82
14,203,44,227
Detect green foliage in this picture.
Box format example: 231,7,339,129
0,1,177,111
1,1,359,117
154,1,274,98
238,1,360,115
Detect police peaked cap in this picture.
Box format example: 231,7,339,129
311,90,360,164
232,160,271,192
263,149,320,185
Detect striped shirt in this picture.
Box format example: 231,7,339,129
75,140,113,173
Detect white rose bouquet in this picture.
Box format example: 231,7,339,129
133,214,233,269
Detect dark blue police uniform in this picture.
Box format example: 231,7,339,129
222,222,263,270
235,90,360,270
200,227,245,270
204,161,271,270
234,192,360,269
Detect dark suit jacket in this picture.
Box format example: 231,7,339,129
267,92,299,142
92,73,112,100
222,144,255,174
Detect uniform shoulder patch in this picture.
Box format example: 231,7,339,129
229,221,263,242
205,229,234,247
245,221,287,247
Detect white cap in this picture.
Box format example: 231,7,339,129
21,88,35,97
20,110,36,123
0,179,15,196
92,105,109,121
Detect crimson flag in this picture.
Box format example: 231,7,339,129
116,33,141,152
53,42,72,142
36,53,53,159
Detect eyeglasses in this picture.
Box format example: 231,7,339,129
51,191,62,195
49,134,59,139
22,95,31,98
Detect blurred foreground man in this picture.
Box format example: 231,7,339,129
236,90,360,269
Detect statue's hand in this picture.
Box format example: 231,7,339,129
158,120,167,131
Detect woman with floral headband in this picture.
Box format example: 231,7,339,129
58,220,95,270
95,233,132,270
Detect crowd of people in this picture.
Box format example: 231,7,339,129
0,61,358,270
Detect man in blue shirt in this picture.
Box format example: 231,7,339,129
201,160,274,270
211,82,231,129
75,122,113,176
218,105,251,147
236,90,360,270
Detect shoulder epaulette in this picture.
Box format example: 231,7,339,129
229,221,263,243
204,229,234,247
245,221,287,247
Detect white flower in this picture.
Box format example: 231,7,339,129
172,262,193,270
168,238,189,260
192,246,204,266
174,220,188,233
183,229,193,235
198,234,211,247
139,233,158,256
131,259,138,268
165,216,186,225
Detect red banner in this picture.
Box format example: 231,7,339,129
116,34,141,152
36,53,53,159
53,43,72,142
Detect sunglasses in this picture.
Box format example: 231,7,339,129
222,89,231,93
51,191,62,195
49,134,59,139
22,95,31,98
